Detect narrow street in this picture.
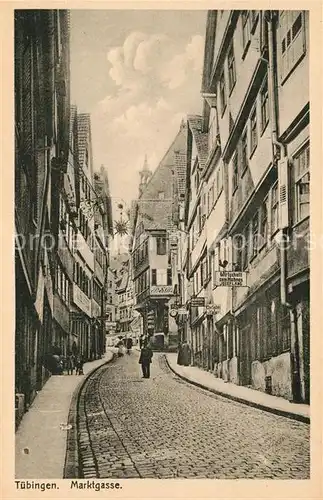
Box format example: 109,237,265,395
77,351,310,479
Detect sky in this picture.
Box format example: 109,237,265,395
70,9,207,220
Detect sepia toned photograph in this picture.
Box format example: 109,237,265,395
13,7,311,486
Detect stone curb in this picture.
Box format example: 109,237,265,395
164,355,310,425
63,354,117,479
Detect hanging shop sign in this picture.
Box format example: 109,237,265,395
214,271,248,287
177,308,188,315
150,285,173,296
169,309,178,318
190,297,205,307
206,304,221,315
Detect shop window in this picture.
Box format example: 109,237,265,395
294,143,310,222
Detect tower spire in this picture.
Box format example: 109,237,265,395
139,154,152,197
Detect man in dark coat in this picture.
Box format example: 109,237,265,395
139,341,153,378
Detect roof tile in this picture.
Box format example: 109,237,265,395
187,114,209,170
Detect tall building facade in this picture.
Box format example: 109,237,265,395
176,10,309,403
15,10,71,409
131,124,187,348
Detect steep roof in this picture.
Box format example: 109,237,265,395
174,150,187,197
116,271,129,293
187,114,209,170
137,200,173,231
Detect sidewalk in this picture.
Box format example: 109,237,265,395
165,353,310,423
15,350,114,479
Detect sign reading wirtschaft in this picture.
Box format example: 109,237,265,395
190,297,205,307
214,271,248,287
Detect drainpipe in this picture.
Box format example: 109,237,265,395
267,11,302,400
266,10,293,310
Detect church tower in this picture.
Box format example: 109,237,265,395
138,154,152,197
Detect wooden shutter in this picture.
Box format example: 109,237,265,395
278,158,290,229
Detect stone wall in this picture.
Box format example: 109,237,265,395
229,356,239,384
251,352,292,400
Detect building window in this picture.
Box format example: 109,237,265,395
242,225,250,270
250,107,258,155
251,211,259,258
219,70,226,115
280,11,306,82
217,164,223,196
260,197,268,247
156,269,167,286
232,153,238,194
294,143,310,221
167,268,172,286
227,42,236,93
158,191,165,200
208,106,218,151
233,234,243,271
156,236,167,255
271,183,279,235
241,131,248,174
241,11,251,51
260,78,269,132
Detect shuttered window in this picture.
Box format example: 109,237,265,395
280,11,306,82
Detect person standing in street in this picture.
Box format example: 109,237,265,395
139,340,153,378
66,351,75,375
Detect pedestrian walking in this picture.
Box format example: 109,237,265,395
126,337,133,354
139,340,153,378
76,356,84,375
66,351,75,375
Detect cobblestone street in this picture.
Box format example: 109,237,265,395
77,352,310,479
